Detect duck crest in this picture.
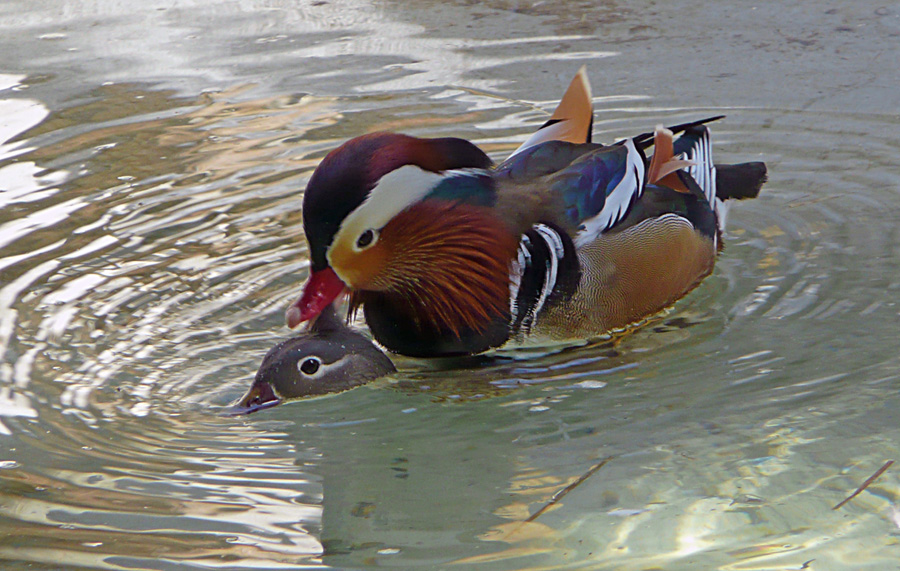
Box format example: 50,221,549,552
302,133,491,271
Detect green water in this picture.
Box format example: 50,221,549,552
1,1,899,569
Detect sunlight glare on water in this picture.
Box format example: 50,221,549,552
1,0,900,569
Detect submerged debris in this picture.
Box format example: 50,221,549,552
526,456,614,522
833,459,894,511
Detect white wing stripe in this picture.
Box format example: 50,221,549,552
574,138,645,248
687,129,716,207
509,237,531,322
528,224,561,327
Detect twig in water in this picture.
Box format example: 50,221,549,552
833,459,894,510
526,456,614,522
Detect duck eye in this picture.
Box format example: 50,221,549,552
299,357,321,376
356,229,377,249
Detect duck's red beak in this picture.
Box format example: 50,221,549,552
286,267,346,329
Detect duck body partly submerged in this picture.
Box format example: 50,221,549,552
287,68,767,357
233,305,395,413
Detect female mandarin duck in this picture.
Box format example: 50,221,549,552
285,68,767,357
233,304,396,414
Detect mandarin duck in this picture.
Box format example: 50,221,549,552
233,304,396,413
285,68,767,357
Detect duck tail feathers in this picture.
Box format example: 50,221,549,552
715,162,767,201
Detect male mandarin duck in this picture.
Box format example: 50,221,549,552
285,68,767,357
232,304,396,414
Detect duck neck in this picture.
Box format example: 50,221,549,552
360,292,512,357
351,200,519,357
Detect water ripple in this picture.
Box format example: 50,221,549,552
2,3,900,568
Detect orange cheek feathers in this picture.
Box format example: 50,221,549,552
329,241,391,291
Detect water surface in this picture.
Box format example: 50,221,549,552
1,1,899,569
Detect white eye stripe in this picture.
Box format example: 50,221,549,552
330,165,442,264
295,355,354,381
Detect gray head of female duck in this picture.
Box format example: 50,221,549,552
231,305,396,414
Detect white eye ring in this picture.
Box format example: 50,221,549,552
354,229,378,251
298,356,322,376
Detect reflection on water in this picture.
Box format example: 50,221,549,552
0,413,323,569
2,0,900,569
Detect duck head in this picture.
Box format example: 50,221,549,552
286,133,519,354
232,305,395,414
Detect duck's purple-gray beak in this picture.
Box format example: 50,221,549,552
226,381,281,415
